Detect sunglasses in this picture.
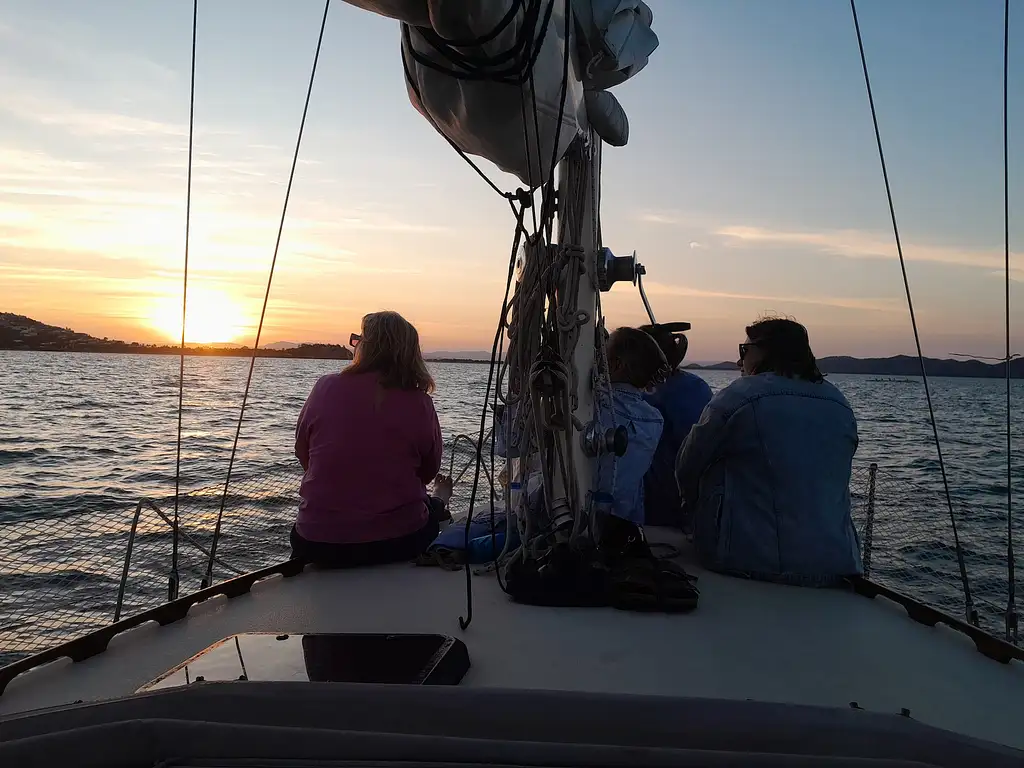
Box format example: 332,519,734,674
738,342,758,361
349,333,361,348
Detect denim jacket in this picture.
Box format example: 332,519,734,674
598,384,664,525
675,373,862,584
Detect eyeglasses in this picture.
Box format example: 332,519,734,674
349,333,361,348
738,342,758,361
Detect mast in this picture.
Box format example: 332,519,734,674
554,132,602,534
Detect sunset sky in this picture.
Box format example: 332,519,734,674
1,0,1021,360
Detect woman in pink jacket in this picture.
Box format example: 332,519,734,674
291,311,451,567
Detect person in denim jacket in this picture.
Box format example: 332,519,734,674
675,318,862,586
602,328,666,528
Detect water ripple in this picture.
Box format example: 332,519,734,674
0,351,1022,646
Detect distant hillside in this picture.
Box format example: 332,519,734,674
685,355,1024,379
262,341,300,350
820,355,1024,378
425,350,492,361
5,313,1019,376
0,314,353,361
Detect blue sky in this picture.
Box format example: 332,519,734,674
0,0,1020,359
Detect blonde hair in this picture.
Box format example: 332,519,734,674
345,311,435,393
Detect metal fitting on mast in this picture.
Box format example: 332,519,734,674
580,421,628,458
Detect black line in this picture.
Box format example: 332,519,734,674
399,33,510,199
1001,0,1015,643
849,0,976,622
171,0,198,602
459,202,528,629
205,0,331,586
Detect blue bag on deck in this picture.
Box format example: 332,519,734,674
428,511,516,564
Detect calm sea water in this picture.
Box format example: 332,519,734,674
1,350,1022,657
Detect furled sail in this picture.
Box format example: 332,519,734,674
341,1,658,185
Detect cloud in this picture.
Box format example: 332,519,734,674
641,280,902,313
638,212,681,225
0,17,235,143
0,20,177,88
0,70,243,140
715,224,1021,275
633,209,1024,279
0,140,443,279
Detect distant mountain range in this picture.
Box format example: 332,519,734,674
3,313,1020,377
0,313,353,360
686,355,1024,379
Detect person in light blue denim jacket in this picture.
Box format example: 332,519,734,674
675,318,862,586
601,328,665,529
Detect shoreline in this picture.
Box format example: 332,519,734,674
0,344,352,361
2,347,1023,378
0,346,495,364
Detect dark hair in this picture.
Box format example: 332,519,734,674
745,317,823,383
607,327,668,388
640,324,688,371
344,310,435,393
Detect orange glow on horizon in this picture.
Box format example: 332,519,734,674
147,285,255,345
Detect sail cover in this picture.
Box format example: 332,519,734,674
341,1,658,186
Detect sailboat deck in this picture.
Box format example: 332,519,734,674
2,529,1022,749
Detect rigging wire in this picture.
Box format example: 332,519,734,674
400,0,560,198
1001,0,1016,644
406,0,554,86
849,0,977,624
170,0,198,603
400,50,512,199
459,201,529,629
204,0,331,587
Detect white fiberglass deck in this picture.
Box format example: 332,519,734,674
2,530,1022,749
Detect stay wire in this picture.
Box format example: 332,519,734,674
460,201,529,629
399,1,560,202
850,0,976,624
205,0,330,587
170,0,198,602
1002,0,1016,643
488,285,511,596
400,47,512,200
519,77,541,230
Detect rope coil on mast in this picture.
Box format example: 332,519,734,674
849,0,977,625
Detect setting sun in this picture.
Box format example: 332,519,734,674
147,285,255,345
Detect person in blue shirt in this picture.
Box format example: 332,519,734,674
639,324,713,529
598,327,700,610
595,327,667,558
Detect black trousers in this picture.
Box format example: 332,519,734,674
290,497,449,568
